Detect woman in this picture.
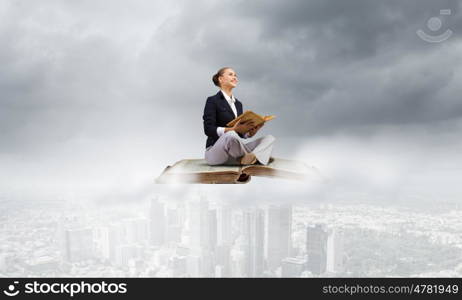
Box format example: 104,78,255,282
203,67,275,166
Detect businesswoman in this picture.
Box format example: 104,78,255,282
202,67,275,166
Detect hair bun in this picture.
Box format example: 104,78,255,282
212,67,230,87
212,73,219,87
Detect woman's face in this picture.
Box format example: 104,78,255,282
219,68,238,89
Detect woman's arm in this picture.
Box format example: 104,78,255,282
228,120,256,135
202,97,219,139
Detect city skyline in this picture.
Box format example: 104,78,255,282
1,193,461,278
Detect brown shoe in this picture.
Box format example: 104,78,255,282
240,153,257,165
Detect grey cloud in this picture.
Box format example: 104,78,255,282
137,0,462,137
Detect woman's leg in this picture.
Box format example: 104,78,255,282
205,131,249,165
243,135,275,165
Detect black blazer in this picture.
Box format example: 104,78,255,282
203,91,243,148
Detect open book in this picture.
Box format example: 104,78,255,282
226,110,275,128
156,158,317,184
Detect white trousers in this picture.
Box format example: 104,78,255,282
205,131,275,165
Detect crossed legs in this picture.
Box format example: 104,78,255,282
205,131,275,166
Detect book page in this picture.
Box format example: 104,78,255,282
167,159,241,174
227,111,272,127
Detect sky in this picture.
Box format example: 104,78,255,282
1,0,462,202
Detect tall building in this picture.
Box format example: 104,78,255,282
62,227,94,262
208,209,217,252
265,205,292,271
306,224,344,275
150,198,165,246
306,224,328,275
199,252,215,277
107,224,125,264
94,224,125,264
217,206,233,246
93,226,111,260
243,209,265,277
166,208,182,243
188,198,212,251
215,244,232,277
230,247,246,277
326,229,344,274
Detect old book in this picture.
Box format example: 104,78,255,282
155,158,316,184
226,110,275,128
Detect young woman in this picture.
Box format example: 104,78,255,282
202,67,275,166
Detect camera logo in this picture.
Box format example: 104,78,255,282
3,281,20,297
417,9,453,43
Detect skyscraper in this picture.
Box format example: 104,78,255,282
265,205,292,271
62,227,94,262
243,209,265,277
215,244,231,277
187,197,216,276
217,206,233,246
230,247,245,277
150,198,165,246
306,224,328,275
188,198,211,251
208,209,217,252
166,207,182,243
326,228,344,274
215,206,232,277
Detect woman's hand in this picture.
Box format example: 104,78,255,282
247,122,264,137
232,120,255,134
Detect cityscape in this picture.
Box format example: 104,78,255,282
1,194,462,278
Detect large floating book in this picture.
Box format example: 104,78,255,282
156,158,317,184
